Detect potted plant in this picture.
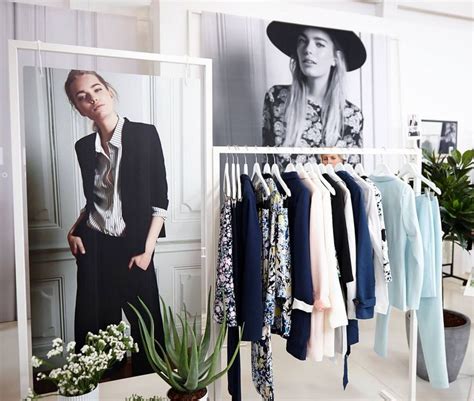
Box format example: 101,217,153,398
26,321,137,400
129,290,241,401
412,148,474,382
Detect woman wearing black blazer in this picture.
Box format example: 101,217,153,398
65,70,168,376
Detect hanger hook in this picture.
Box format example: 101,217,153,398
36,40,44,78
184,55,191,86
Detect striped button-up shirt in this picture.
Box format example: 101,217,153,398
86,116,167,237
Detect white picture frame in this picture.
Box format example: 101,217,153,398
8,39,213,399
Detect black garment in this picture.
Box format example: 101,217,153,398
228,200,242,401
281,172,313,361
74,225,164,376
74,118,168,255
73,118,167,376
322,173,353,287
322,174,358,388
236,175,263,340
227,175,262,401
336,171,375,319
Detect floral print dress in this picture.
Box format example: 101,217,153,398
262,85,364,166
213,197,238,327
251,176,292,401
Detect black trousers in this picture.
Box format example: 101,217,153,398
74,225,164,376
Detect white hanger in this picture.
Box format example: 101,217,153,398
263,153,271,175
305,162,327,194
355,162,366,176
296,162,308,177
399,162,441,195
236,154,242,200
252,151,271,197
243,148,249,175
334,162,346,172
271,159,292,197
223,154,231,198
325,163,339,180
285,156,296,172
318,163,327,174
371,151,395,177
345,164,356,176
312,162,336,195
231,154,237,200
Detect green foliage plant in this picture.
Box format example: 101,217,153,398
128,289,242,397
422,149,474,250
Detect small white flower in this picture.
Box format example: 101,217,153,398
31,356,42,368
66,341,76,352
46,348,62,359
25,388,36,400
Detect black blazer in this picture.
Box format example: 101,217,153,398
74,118,168,255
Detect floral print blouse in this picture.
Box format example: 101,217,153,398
262,85,364,166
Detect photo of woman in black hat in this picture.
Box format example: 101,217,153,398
263,21,366,167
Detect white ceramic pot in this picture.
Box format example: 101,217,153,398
57,385,99,401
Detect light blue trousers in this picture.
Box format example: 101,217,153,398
375,195,448,389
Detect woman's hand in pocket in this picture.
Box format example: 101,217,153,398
68,233,86,256
128,252,152,271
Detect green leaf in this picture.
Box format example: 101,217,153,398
198,324,243,388
199,289,212,364
184,324,199,391
159,298,179,367
177,313,189,379
169,306,181,354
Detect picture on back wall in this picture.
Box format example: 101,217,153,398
421,120,458,155
201,12,396,167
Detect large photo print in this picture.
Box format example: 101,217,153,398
202,12,392,166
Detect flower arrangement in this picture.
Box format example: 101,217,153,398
26,321,137,399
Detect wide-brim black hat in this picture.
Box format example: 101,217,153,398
266,21,367,72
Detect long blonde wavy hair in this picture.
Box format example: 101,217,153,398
283,34,347,147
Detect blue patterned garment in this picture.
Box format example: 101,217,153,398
251,181,274,401
213,198,238,327
268,180,292,338
251,176,293,401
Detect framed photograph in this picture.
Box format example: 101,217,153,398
421,119,458,154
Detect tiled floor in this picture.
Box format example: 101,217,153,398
1,278,472,401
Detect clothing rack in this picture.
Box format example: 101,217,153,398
208,146,423,401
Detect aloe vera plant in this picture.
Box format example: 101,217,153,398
129,289,241,397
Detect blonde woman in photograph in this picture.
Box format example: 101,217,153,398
262,21,366,166
65,70,168,377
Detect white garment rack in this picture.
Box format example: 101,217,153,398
209,146,423,401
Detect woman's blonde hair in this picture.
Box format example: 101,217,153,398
283,33,347,147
